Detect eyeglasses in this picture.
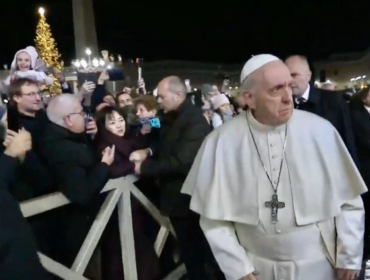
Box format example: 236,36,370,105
68,111,86,118
22,92,41,98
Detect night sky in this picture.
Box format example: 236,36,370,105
2,0,370,66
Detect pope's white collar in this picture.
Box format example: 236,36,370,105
246,110,288,132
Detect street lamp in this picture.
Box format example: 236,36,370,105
73,60,81,68
85,48,92,66
80,59,88,68
92,58,99,68
38,7,45,16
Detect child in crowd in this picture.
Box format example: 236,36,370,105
134,95,159,135
210,94,233,128
4,46,52,86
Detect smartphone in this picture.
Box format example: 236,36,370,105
77,72,99,86
107,69,125,81
7,104,19,131
84,108,92,125
86,73,98,84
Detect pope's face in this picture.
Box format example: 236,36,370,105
243,61,294,126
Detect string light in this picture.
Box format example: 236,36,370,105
38,7,45,15
35,7,63,94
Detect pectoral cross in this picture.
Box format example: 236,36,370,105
265,194,285,224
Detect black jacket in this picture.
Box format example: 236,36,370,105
0,155,51,280
141,100,211,217
41,122,110,205
350,102,370,185
40,122,111,266
1,111,51,201
295,87,358,164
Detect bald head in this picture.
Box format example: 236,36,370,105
157,76,187,113
47,94,81,127
285,55,312,97
161,76,187,97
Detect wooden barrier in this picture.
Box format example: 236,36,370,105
20,175,186,280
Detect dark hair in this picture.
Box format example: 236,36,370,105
7,78,38,106
228,96,240,114
104,93,114,98
94,106,130,133
215,109,224,123
134,95,159,113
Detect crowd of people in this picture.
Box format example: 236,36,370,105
0,46,369,280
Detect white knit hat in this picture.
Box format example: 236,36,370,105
240,54,279,83
211,94,229,110
10,46,39,70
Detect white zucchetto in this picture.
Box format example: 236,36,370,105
240,54,280,83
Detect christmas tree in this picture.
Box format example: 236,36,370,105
34,7,63,94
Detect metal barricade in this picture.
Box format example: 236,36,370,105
20,175,187,280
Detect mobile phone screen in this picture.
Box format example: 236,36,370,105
7,104,19,131
108,69,125,81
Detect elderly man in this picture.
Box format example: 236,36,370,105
41,94,114,266
131,76,218,280
285,55,357,162
182,55,367,280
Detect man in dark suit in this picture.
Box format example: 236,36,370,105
132,76,220,280
285,55,358,162
349,91,370,267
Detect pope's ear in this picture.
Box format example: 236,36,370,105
241,91,256,109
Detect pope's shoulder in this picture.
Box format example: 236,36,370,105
205,109,337,141
290,109,336,133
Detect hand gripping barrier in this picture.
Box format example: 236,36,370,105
19,175,187,280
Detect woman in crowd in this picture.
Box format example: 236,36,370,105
94,106,161,280
210,94,233,128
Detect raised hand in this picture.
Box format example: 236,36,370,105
101,145,115,166
4,128,32,159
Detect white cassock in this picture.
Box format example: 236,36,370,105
182,109,367,280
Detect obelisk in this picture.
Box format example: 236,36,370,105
72,0,99,58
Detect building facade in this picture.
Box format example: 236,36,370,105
313,48,370,90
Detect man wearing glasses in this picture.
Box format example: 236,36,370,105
40,94,114,268
3,78,50,201
1,78,56,263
